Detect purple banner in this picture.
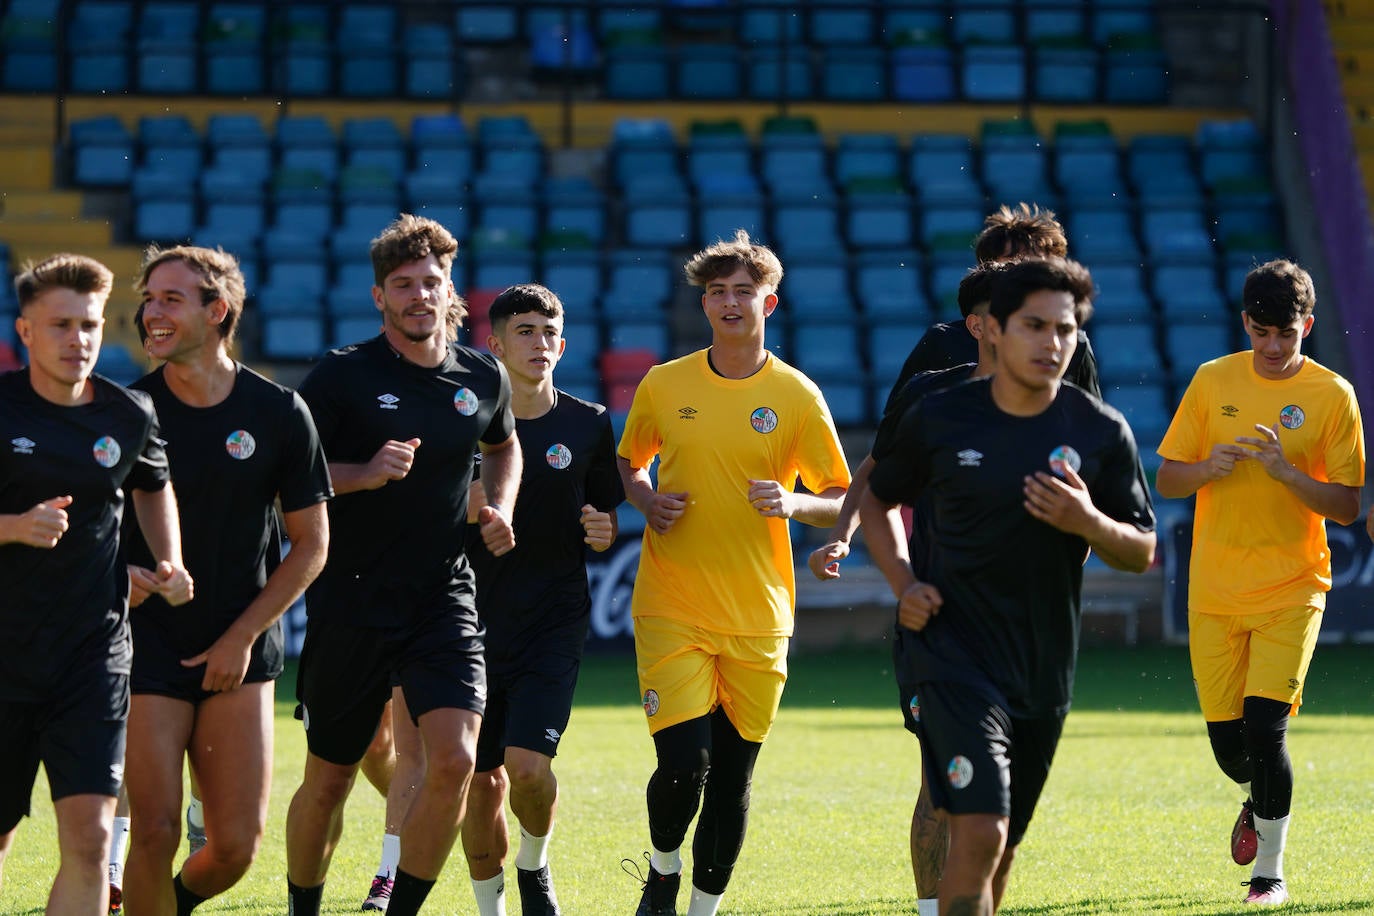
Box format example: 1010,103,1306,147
1273,0,1374,410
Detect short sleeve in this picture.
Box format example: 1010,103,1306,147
617,371,662,469
276,390,334,513
1090,417,1156,533
1158,370,1208,463
125,398,170,492
481,359,516,446
868,400,932,507
794,390,850,495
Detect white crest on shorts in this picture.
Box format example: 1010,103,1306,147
947,755,973,790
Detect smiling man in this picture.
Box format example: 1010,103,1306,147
285,214,522,916
1156,259,1364,907
0,253,190,915
861,257,1156,916
617,230,850,916
120,246,331,916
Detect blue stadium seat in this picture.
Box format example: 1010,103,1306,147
1092,1,1156,44
540,250,602,313
1141,206,1214,259
1090,323,1162,385
820,47,887,101
605,321,670,359
1104,46,1168,103
1034,46,1098,103
891,46,956,102
1087,260,1152,323
919,204,984,248
330,316,384,349
1055,145,1126,202
70,116,135,187
1165,322,1234,383
205,3,266,95
687,146,754,190
856,252,932,322
470,247,535,293
544,177,607,245
867,322,927,380
404,24,459,98
953,2,1016,43
835,133,902,186
909,135,981,201
741,5,801,44
339,165,401,208
963,45,1026,102
1027,0,1087,42
136,1,199,93
1066,206,1140,261
605,46,671,99
605,250,675,313
793,325,863,379
847,195,915,250
1152,262,1228,322
68,1,133,92
276,114,335,152
698,196,767,248
456,5,519,43
747,47,814,100
260,315,326,360
773,201,843,255
808,6,875,45
1103,382,1172,443
676,44,741,99
784,256,854,319
207,113,270,149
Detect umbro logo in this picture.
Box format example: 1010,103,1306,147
377,393,399,410
678,407,697,420
545,728,561,742
1221,405,1239,417
957,449,983,467
10,437,35,454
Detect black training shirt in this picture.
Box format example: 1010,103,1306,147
299,336,515,627
868,377,1153,716
125,364,332,655
0,370,168,698
467,390,625,656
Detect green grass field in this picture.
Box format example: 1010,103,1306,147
5,644,1374,914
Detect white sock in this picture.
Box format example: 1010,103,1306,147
376,833,401,879
514,824,551,871
649,845,682,876
186,796,204,831
1252,813,1290,879
917,898,940,916
686,885,722,916
472,870,506,916
109,816,130,882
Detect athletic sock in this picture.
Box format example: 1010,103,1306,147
686,885,722,916
286,878,324,916
650,844,682,876
514,824,551,871
385,868,436,916
376,833,401,878
471,870,506,916
173,872,207,915
917,898,939,916
109,815,130,883
1252,813,1290,879
187,796,205,832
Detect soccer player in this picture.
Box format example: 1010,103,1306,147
459,283,625,916
284,213,522,916
0,253,192,914
120,246,332,916
618,230,851,916
861,257,1156,915
807,204,1099,915
1156,259,1364,906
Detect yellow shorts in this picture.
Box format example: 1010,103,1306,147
633,615,788,743
1188,605,1322,721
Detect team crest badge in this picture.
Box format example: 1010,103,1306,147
1048,445,1082,477
750,407,778,434
453,387,479,416
93,436,121,468
1279,405,1305,429
947,755,974,790
642,689,660,717
909,694,920,723
546,443,572,469
225,429,256,460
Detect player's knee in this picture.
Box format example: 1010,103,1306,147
948,815,1007,869
1242,696,1290,760
205,825,262,879
1206,718,1252,783
132,808,182,859
504,756,552,798
424,741,477,788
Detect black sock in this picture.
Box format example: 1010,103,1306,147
173,873,207,915
386,868,436,916
287,878,324,916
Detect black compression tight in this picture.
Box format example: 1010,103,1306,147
646,708,763,896
1206,696,1294,820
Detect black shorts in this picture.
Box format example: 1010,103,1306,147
913,680,1066,848
131,615,283,704
475,634,583,773
296,613,486,766
0,666,128,833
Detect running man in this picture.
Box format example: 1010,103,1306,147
1156,259,1364,906
285,214,522,916
618,230,850,916
121,246,331,916
0,253,191,914
460,283,625,916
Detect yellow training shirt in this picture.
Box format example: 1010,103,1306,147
1159,352,1365,615
618,350,851,636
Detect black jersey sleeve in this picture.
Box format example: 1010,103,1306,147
1089,412,1156,533
296,357,344,448
124,395,170,492
276,390,334,513
585,409,626,512
868,399,934,507
1066,331,1102,400
480,359,516,446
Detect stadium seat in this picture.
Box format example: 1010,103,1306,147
456,5,519,43
605,250,675,314
856,252,932,322
835,133,903,187
540,249,603,314
1034,44,1099,103
747,46,815,100
785,256,855,319
605,45,671,99
677,44,741,99
260,314,326,360
773,201,844,255
963,44,1026,102
891,45,957,102
1165,322,1234,383
68,0,133,92
741,5,802,44
808,6,876,45
1152,263,1228,322
820,47,887,101
847,192,915,250
953,2,1017,43
1090,323,1163,385
1088,260,1153,323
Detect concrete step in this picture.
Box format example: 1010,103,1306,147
0,189,83,219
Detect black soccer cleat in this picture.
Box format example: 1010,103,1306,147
622,853,680,916
517,863,561,916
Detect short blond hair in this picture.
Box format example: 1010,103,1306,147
15,253,113,308
684,229,783,291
